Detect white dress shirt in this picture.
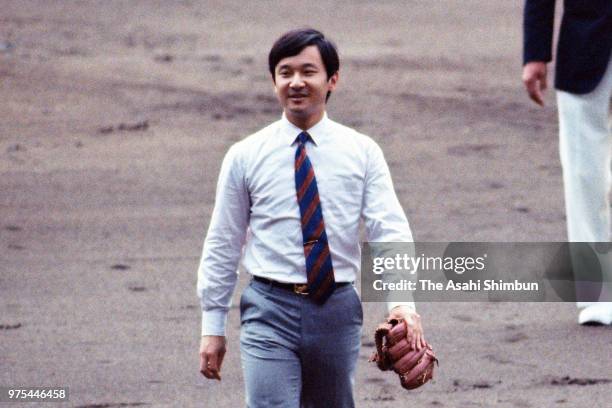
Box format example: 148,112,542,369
197,113,415,336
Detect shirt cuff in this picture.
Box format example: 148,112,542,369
201,309,229,337
387,301,416,314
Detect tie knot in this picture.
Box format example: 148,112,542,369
296,131,310,146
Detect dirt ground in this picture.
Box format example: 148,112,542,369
1,1,610,407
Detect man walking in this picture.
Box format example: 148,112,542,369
522,0,612,324
197,28,426,407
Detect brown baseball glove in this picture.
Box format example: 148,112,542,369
369,318,438,390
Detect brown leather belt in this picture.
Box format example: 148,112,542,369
253,276,351,296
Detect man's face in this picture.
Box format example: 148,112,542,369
273,45,338,126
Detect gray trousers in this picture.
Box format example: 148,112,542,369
239,278,363,408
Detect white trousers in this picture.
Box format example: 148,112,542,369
557,56,612,306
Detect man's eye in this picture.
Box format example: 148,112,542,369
304,71,316,75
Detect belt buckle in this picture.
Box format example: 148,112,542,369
293,283,309,295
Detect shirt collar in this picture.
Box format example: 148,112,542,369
279,112,330,146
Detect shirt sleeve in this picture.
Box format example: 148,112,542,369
197,143,250,336
361,140,416,313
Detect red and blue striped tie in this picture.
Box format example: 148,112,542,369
295,131,336,303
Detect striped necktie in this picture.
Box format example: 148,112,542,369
294,131,336,303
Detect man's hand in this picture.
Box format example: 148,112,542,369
199,335,227,381
388,305,427,351
522,61,548,106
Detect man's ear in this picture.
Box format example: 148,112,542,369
327,71,339,92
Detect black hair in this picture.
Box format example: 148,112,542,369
268,28,339,101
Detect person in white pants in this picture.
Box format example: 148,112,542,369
522,0,612,325
557,58,612,324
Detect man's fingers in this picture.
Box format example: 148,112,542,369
525,79,544,106
532,82,544,105
206,352,222,380
403,314,424,350
203,365,221,380
421,336,427,349
199,336,227,381
200,355,217,380
522,63,546,106
530,85,544,105
409,328,417,350
414,333,422,351
200,364,221,380
206,368,221,380
200,351,221,380
199,352,209,376
201,368,221,380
